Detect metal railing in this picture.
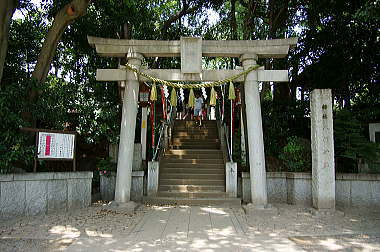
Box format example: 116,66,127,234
217,87,233,162
152,105,174,161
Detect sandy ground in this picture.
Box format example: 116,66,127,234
0,203,379,251
0,202,145,251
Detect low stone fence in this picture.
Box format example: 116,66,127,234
100,171,144,202
242,172,380,208
0,172,92,218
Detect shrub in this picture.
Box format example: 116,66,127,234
279,136,311,172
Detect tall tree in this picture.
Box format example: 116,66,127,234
0,0,18,85
32,0,90,83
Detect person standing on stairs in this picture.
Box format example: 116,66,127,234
194,93,204,126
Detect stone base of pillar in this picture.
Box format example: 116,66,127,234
105,201,140,214
242,203,279,218
226,162,237,197
147,161,159,196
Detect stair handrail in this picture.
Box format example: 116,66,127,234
152,104,175,161
216,91,233,162
223,123,233,162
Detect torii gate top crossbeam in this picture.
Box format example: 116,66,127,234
87,36,298,59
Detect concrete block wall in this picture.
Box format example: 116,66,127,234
242,172,380,208
100,171,144,202
336,173,380,208
242,172,288,204
0,172,92,219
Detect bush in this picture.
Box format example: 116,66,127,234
279,136,311,172
0,82,35,174
334,109,380,162
97,157,117,177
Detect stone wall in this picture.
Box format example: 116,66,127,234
100,171,144,202
336,173,380,208
0,172,92,219
242,172,380,208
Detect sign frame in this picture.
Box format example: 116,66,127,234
21,128,77,172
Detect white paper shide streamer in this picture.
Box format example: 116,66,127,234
202,87,207,100
180,88,185,101
163,85,169,98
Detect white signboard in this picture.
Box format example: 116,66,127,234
37,132,75,159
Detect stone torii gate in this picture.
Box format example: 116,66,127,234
88,36,300,208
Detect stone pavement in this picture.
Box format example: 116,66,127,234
1,203,380,251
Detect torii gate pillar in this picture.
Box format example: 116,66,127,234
241,53,268,207
114,52,143,203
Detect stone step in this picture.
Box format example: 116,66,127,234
171,142,220,147
160,173,225,180
174,127,217,132
161,158,224,164
167,149,222,155
159,167,225,174
173,129,218,134
171,139,219,144
173,132,218,137
159,184,225,192
164,153,223,159
156,191,228,198
143,196,241,206
174,123,217,128
159,179,225,186
171,144,220,150
161,163,224,169
171,135,219,140
174,120,217,126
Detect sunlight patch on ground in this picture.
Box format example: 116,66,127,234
200,207,228,215
319,238,344,250
49,225,80,239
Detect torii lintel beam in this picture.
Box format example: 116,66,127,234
88,36,298,59
96,68,289,83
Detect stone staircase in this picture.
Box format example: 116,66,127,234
144,120,241,206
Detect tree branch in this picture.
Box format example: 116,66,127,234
32,0,90,83
0,0,18,85
161,1,204,36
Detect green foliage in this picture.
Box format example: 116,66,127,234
334,109,380,163
279,136,312,172
0,82,35,174
261,99,310,157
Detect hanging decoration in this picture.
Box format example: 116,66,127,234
150,81,157,101
188,88,195,108
160,86,167,120
201,87,207,100
180,88,185,102
163,85,169,98
209,87,216,106
228,81,236,100
125,63,261,89
150,101,155,151
170,87,177,107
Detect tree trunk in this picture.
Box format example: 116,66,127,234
268,0,290,104
260,58,272,100
32,0,90,84
0,0,18,86
230,0,239,67
242,0,258,40
26,0,90,127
